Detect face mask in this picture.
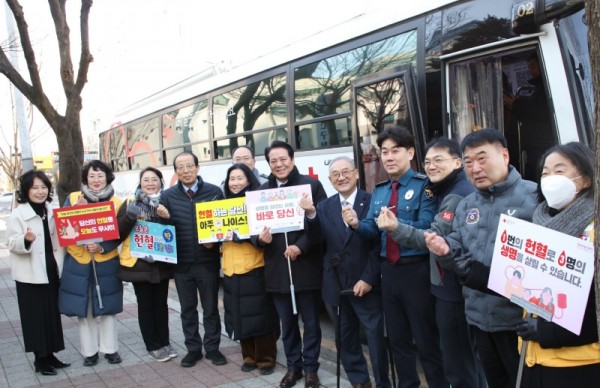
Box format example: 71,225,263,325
540,175,580,210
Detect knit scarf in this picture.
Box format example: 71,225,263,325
532,191,594,237
81,184,115,203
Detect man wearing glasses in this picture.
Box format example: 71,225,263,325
299,156,390,388
377,138,486,388
231,146,269,184
160,152,227,368
343,126,447,388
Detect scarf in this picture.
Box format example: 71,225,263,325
81,184,115,203
135,187,162,207
532,191,594,237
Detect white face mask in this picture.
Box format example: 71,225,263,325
540,175,580,210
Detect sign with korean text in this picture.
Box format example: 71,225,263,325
488,215,594,335
246,184,310,235
53,202,119,247
195,197,249,243
129,221,177,264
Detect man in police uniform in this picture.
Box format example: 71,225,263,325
344,127,448,388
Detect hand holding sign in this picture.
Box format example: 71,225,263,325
258,226,272,245
284,245,301,261
24,227,36,242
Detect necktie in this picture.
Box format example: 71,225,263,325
341,201,351,235
187,189,194,199
386,181,400,265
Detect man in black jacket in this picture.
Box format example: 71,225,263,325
257,141,327,388
160,152,226,368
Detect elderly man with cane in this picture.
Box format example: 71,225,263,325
257,140,327,388
300,156,390,388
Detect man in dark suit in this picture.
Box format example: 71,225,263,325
300,156,390,388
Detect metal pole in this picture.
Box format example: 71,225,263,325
4,3,34,172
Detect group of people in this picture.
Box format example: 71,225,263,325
6,128,600,388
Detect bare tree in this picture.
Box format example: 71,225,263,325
0,0,93,203
587,0,600,338
0,85,30,190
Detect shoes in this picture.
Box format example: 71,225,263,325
163,344,178,358
181,351,203,368
149,347,171,362
48,354,70,369
241,362,257,372
205,350,227,365
34,359,57,376
259,365,275,375
83,353,99,367
352,383,373,388
104,352,122,364
304,371,320,388
280,370,303,388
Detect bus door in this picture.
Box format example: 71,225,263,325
351,65,426,192
443,26,578,181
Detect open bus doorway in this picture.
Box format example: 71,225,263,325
446,46,557,181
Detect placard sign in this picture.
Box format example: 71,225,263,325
488,215,594,335
129,221,177,264
53,202,119,247
195,197,249,243
245,184,310,235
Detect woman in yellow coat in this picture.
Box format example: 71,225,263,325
222,163,278,375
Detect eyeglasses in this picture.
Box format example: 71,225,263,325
330,169,356,180
233,156,252,163
422,157,457,169
175,164,197,172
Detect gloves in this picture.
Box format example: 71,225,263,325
126,202,142,221
516,316,540,341
139,255,155,263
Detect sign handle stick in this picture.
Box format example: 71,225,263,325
91,253,104,309
515,313,531,388
284,232,297,315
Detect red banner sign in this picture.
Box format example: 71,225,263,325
53,202,119,247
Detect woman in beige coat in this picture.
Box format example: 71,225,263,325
8,170,68,376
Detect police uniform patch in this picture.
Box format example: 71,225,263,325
466,208,479,224
441,211,454,222
424,188,434,199
405,189,414,200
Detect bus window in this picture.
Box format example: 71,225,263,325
353,67,424,193
447,47,557,181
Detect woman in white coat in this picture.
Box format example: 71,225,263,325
8,170,68,376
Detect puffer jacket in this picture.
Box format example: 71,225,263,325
258,166,327,293
443,167,538,332
159,176,224,267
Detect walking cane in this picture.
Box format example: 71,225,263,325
90,252,104,309
284,232,298,315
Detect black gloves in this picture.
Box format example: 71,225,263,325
516,316,540,342
126,202,142,221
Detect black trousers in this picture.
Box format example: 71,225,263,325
173,262,221,353
471,326,519,388
132,279,170,351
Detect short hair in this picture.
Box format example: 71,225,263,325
424,137,462,159
460,128,507,152
232,145,255,159
376,126,414,149
172,151,199,171
139,167,164,188
16,169,53,204
223,163,261,198
537,142,594,201
82,160,115,185
328,156,355,173
265,140,294,163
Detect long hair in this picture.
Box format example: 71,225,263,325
223,163,260,198
16,170,53,204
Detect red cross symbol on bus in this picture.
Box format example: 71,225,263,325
307,167,319,180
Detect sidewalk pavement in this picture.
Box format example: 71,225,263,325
0,244,349,387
